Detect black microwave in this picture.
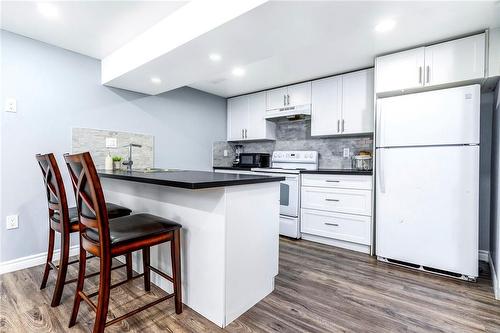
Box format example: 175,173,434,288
238,153,270,168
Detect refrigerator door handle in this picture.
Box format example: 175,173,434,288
377,149,385,193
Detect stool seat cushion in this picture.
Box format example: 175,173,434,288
51,203,132,231
86,213,181,245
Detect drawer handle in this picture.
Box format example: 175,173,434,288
324,222,339,227
325,198,340,202
325,180,340,183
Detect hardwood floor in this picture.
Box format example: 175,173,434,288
1,237,499,332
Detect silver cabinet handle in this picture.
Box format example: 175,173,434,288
283,94,286,106
241,129,244,139
337,119,340,133
325,180,340,183
325,198,340,202
324,222,339,227
426,66,430,84
244,129,247,138
287,94,290,106
341,119,345,132
418,66,422,84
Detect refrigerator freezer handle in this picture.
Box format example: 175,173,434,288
377,149,385,193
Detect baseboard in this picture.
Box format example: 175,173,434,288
479,250,490,263
0,245,80,275
489,253,500,300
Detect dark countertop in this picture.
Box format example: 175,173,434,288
301,169,373,175
98,169,285,190
212,166,253,171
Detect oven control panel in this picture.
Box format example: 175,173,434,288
272,151,318,163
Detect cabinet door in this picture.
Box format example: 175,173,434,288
266,87,287,110
341,69,374,134
424,34,485,86
227,96,248,141
311,76,342,136
375,47,425,93
247,92,267,139
287,82,311,107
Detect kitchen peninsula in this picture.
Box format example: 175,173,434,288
98,170,284,328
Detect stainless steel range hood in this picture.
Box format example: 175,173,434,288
264,104,311,120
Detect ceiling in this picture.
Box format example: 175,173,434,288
0,1,188,59
2,1,499,97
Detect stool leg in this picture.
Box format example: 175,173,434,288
93,255,112,333
51,230,69,307
40,228,55,290
171,229,182,314
69,247,87,327
142,247,151,291
125,253,133,280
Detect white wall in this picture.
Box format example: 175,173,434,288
490,79,500,299
0,31,226,262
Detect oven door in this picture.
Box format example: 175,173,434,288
279,176,299,217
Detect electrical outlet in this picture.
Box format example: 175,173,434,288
6,215,18,230
343,148,350,158
4,98,16,113
105,137,117,148
223,150,228,157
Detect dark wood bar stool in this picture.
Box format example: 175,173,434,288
36,153,133,307
64,152,182,333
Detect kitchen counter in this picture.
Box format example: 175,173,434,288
301,169,373,175
99,169,281,328
212,166,253,171
99,169,284,189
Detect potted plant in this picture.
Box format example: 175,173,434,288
112,156,122,170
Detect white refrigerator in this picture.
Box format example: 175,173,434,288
375,85,480,280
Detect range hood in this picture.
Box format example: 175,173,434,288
264,104,311,120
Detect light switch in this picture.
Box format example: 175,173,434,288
6,214,18,230
4,98,16,113
223,150,228,157
105,137,117,148
343,148,350,158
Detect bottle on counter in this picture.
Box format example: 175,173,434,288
105,152,113,170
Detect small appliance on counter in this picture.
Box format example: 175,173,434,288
351,151,372,171
235,153,270,168
232,145,244,167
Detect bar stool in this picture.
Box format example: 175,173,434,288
64,152,182,333
36,153,133,307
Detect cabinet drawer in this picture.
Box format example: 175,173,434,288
302,174,372,190
301,186,372,216
301,209,371,245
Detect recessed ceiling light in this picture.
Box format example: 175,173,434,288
232,67,245,77
151,77,162,84
209,53,222,62
37,2,59,19
375,19,396,33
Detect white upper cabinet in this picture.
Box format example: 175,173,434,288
227,92,275,142
227,96,248,141
266,82,311,110
311,69,374,137
266,87,288,110
311,76,342,136
375,33,486,94
424,34,485,86
287,82,311,107
375,47,425,93
342,69,374,135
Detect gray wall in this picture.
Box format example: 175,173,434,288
480,92,494,251
0,31,226,262
491,80,500,293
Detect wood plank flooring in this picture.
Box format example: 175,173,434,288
1,237,499,332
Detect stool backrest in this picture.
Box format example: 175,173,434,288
36,153,70,233
64,152,111,255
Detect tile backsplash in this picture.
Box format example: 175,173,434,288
213,119,373,169
72,128,154,169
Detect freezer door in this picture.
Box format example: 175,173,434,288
376,85,480,147
376,146,479,277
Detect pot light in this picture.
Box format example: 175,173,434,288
375,19,396,33
37,2,59,19
151,77,162,84
209,53,222,62
232,67,245,77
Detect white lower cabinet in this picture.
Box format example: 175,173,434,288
301,174,373,253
